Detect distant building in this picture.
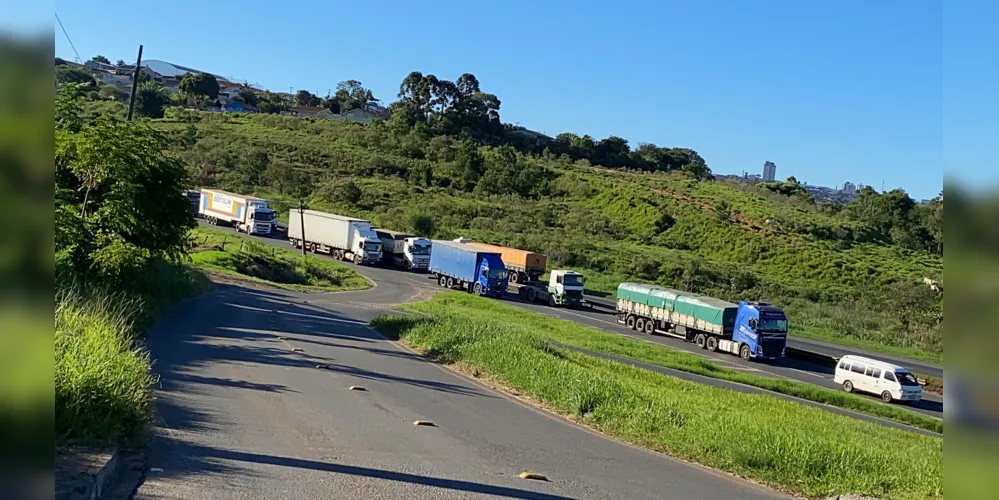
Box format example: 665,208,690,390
842,182,857,194
762,161,777,182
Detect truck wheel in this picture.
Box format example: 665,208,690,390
474,283,483,295
439,276,448,287
509,271,520,283
446,277,454,288
354,254,363,265
695,334,707,349
548,294,556,307
706,336,718,352
626,315,637,329
526,289,535,302
740,344,752,360
881,391,893,403
635,318,646,332
309,242,317,253
843,380,854,393
644,320,655,335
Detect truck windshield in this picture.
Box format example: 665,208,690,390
364,243,381,253
410,245,431,255
562,275,584,286
487,269,508,279
253,211,275,222
760,318,787,333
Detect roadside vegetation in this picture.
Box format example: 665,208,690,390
393,293,942,433
372,296,942,499
55,85,210,447
187,226,370,291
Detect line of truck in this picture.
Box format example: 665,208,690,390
190,188,789,362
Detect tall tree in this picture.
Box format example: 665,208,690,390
335,80,375,112
179,72,220,101
89,55,110,65
134,81,170,118
295,89,320,106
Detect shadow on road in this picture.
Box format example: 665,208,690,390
147,439,573,500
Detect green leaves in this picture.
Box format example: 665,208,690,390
178,72,220,101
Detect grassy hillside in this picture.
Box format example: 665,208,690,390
148,110,943,362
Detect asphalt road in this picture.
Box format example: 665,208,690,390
194,222,943,420
137,281,786,499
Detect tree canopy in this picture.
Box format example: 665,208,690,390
179,72,220,101
89,55,110,65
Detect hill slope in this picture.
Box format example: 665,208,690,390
150,110,943,362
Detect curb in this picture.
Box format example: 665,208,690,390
57,449,122,500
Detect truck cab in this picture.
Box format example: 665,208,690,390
353,228,383,265
549,270,585,306
477,255,509,298
245,202,275,235
404,237,432,270
733,302,788,360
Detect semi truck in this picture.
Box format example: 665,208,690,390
375,229,432,271
429,241,508,298
511,270,586,308
199,189,275,235
463,241,547,283
287,209,383,265
616,283,788,361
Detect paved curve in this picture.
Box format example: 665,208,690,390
196,223,943,419
137,281,785,499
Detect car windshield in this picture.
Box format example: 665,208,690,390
487,269,508,279
253,210,275,222
760,318,787,333
562,275,584,286
897,372,920,386
410,245,431,255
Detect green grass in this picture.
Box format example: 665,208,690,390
372,299,942,499
187,227,370,292
55,260,211,447
794,324,943,365
394,294,943,434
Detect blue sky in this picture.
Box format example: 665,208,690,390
16,2,996,199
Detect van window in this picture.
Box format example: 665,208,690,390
850,363,866,374
864,367,875,377
884,371,897,383
838,360,848,370
871,368,882,379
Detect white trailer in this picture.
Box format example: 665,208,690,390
288,209,383,265
374,229,432,271
198,189,275,235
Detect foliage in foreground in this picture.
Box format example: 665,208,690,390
399,293,943,434
187,227,370,291
372,303,942,499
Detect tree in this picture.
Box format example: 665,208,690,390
55,84,86,133
257,92,288,114
263,160,300,194
179,72,220,101
115,59,126,66
89,55,110,65
295,89,320,106
335,80,375,112
56,115,194,281
135,81,170,118
409,213,435,237
237,88,259,106
56,66,96,87
97,84,126,101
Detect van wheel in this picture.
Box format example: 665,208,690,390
474,283,482,295
439,276,448,287
881,391,893,403
695,334,707,349
644,319,655,335
740,344,752,360
626,315,636,329
706,336,718,352
843,380,854,393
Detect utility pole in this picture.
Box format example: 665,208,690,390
125,44,143,121
299,200,307,257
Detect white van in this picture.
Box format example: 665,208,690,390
834,355,922,403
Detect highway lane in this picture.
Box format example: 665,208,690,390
196,222,943,419
582,296,943,379
137,281,786,499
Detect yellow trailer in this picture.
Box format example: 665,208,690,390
465,242,547,283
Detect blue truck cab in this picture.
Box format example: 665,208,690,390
733,302,788,360
429,241,509,298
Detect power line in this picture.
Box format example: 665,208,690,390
54,13,82,63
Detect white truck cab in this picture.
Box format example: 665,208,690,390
403,237,432,270
834,354,922,403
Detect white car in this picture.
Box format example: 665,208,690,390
834,354,922,403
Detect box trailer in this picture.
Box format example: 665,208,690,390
374,229,432,271
287,209,382,265
464,241,547,283
199,189,275,235
429,241,508,298
616,283,787,361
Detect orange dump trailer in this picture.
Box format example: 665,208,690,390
465,242,547,283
